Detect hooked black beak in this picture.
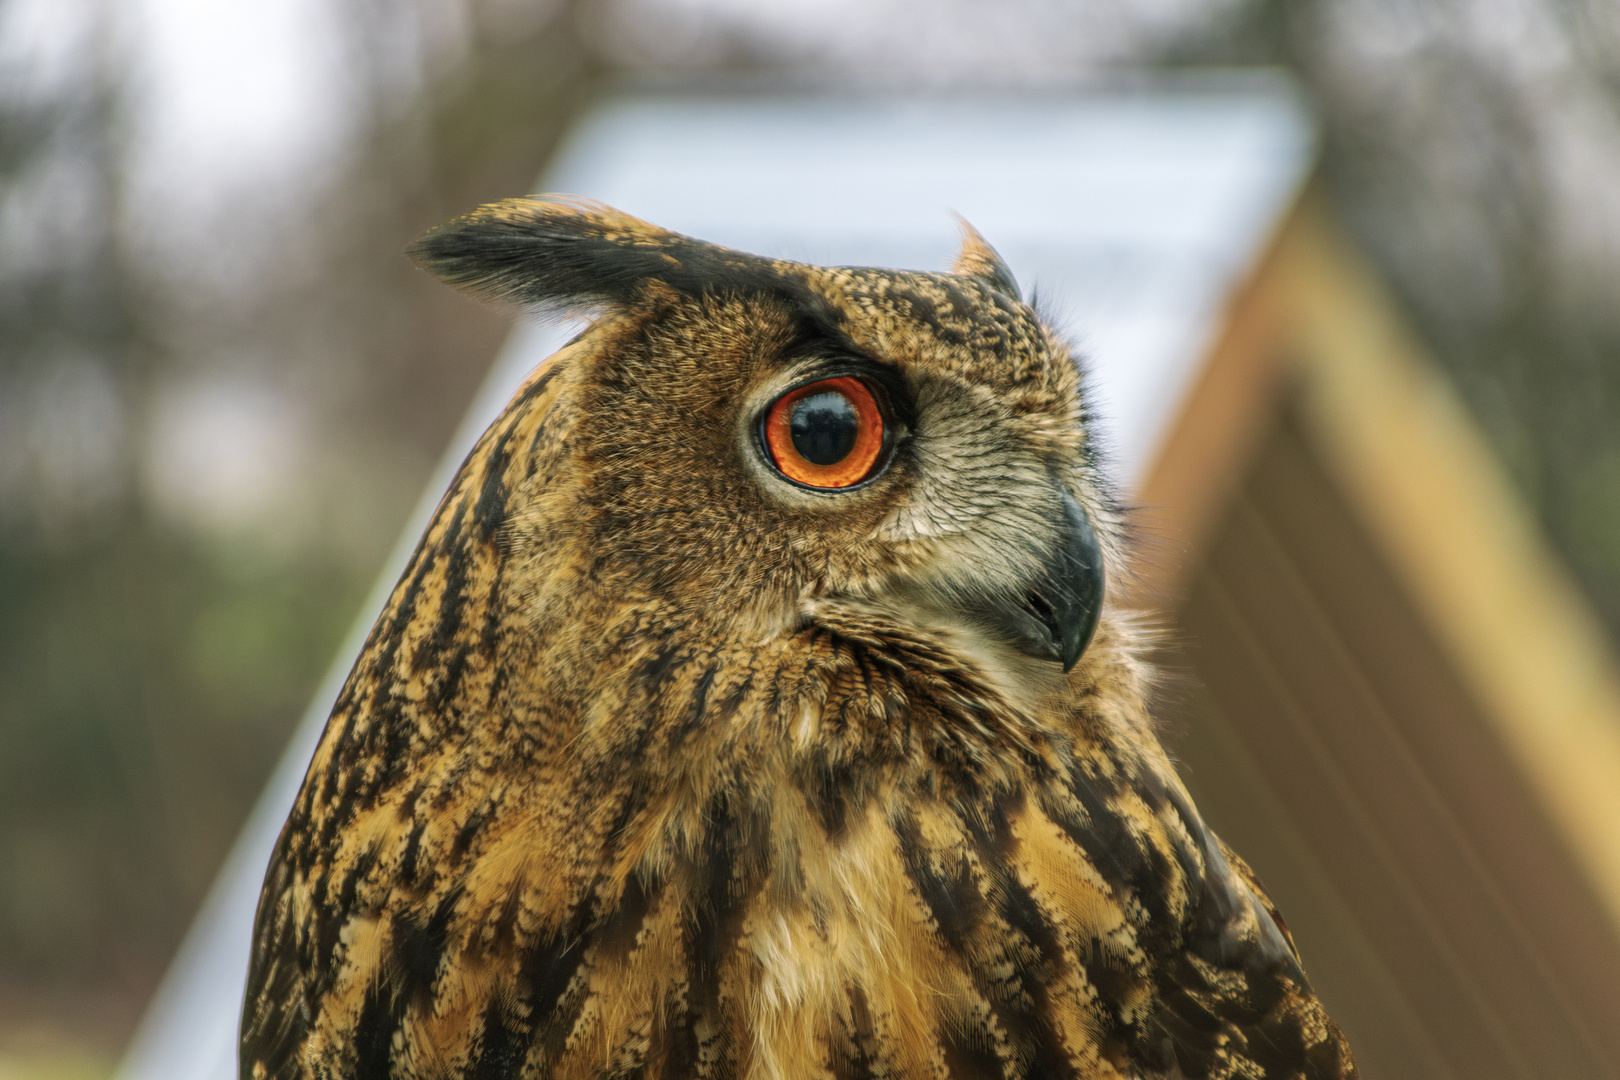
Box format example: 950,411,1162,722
997,490,1105,671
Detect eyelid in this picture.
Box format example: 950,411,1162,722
777,359,914,427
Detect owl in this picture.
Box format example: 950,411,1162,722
240,197,1357,1080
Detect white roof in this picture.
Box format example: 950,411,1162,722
116,81,1314,1080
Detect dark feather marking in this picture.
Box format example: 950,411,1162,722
1242,1014,1312,1078
680,794,764,1080
671,663,718,747
450,795,496,862
985,867,1079,1080
895,811,984,950
470,997,526,1080
1305,1028,1354,1078
1150,980,1226,1065
477,555,509,671
955,794,1080,1080
664,983,700,1080
398,820,427,887
803,752,854,840
240,862,310,1079
511,359,562,412
884,285,961,346
847,648,886,733
1135,769,1203,884
639,637,682,694
1046,776,1174,936
420,436,514,708
314,698,400,854
393,886,462,1008
433,487,470,566
481,879,528,963
369,528,438,674
524,414,553,473
596,871,654,961
411,201,791,310
390,514,451,675
396,775,429,823
939,1020,1004,1080
474,423,516,543
830,985,879,1080
776,291,882,377
521,920,590,1047
351,977,403,1080
429,642,473,713
427,542,473,668
714,673,751,723
687,797,740,1006
308,843,380,997
309,709,362,814
372,693,415,810
1081,936,1142,1034
938,279,1009,354
984,286,1023,318
483,661,510,713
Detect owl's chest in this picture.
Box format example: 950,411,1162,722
559,753,1153,1080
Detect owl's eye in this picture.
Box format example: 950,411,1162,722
762,376,890,489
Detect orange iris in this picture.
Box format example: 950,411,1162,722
763,376,887,489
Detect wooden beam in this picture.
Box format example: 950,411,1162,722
1128,188,1302,605
1274,195,1620,938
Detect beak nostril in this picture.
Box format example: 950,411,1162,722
1023,587,1085,670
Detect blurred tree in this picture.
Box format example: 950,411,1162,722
1166,0,1620,632
0,0,598,1065
310,0,603,460
0,0,166,1044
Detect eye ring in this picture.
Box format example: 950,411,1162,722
760,375,892,490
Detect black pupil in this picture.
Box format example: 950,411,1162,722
790,390,860,466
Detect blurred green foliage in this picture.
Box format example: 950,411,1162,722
0,528,358,980
0,0,594,1056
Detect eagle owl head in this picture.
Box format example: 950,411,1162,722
240,197,1355,1080
412,197,1113,705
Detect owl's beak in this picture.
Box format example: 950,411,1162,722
1008,490,1105,672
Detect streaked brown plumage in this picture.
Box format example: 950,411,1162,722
240,197,1357,1080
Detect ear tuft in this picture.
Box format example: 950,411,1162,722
409,196,676,308
950,215,1021,301
409,195,775,311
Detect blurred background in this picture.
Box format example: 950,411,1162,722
5,0,1620,1076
